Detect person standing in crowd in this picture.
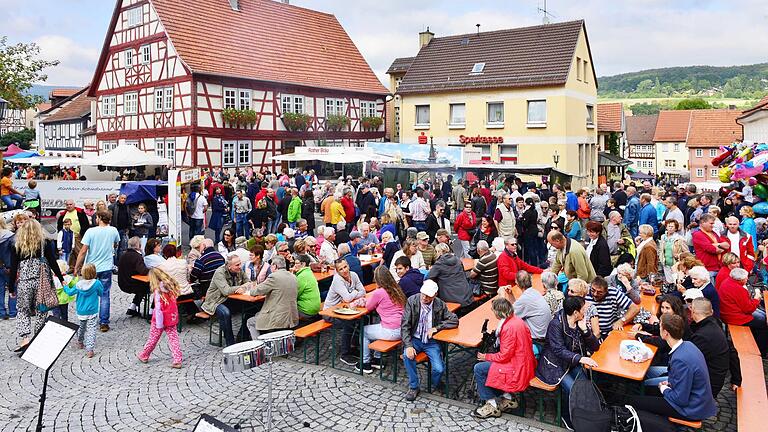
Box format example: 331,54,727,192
63,263,103,358
738,206,758,251
635,224,659,280
585,221,612,278
612,182,627,216
691,214,729,280
724,216,756,272
659,220,686,284
547,231,596,283
638,193,659,236
689,298,742,397
187,185,207,240
232,189,251,239
624,187,640,238
57,199,91,270
132,203,153,251
662,196,685,234
340,188,356,232
589,185,609,223
494,192,517,239
425,201,450,243
111,194,132,264
454,202,477,258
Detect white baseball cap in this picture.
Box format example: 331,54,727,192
683,288,704,301
421,279,438,297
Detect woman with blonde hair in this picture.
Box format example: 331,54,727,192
635,224,659,280
740,206,757,250
137,267,183,368
566,278,601,339
186,234,205,272
10,219,65,352
673,253,704,294
358,265,406,373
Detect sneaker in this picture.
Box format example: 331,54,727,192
498,396,519,413
405,388,420,402
126,308,141,317
370,357,383,370
471,401,501,419
354,362,373,374
137,354,148,363
76,341,84,349
171,362,182,369
99,324,110,332
86,351,94,358
339,354,358,366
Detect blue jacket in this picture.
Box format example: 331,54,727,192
565,192,578,212
63,279,104,316
639,202,659,234
398,268,424,298
536,310,601,385
341,253,363,282
740,217,757,250
663,341,718,420
624,195,641,230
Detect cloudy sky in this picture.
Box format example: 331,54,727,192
2,0,767,87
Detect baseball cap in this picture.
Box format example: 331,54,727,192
421,279,438,297
349,231,361,239
283,227,295,238
416,231,429,240
683,288,704,301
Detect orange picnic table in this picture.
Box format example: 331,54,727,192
590,330,658,381
318,291,375,373
131,274,149,283
461,258,476,272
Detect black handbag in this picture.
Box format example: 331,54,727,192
478,319,499,354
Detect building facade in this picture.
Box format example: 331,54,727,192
39,87,95,154
625,114,658,174
653,110,691,179
88,0,387,170
391,20,598,188
0,108,26,138
737,95,768,143
686,109,742,182
385,56,415,143
596,102,626,155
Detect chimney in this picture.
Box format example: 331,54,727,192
282,0,290,4
476,24,480,36
419,27,434,49
228,0,239,11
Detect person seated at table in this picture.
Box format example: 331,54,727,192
585,276,640,338
230,236,251,270
357,266,406,374
401,280,459,401
434,228,452,248
687,265,720,319
510,270,551,349
416,231,436,268
117,236,150,318
293,254,321,321
338,242,363,282
197,254,251,346
245,256,299,340
357,222,378,254
497,236,543,288
378,214,397,242
719,267,767,357
626,314,717,429
334,221,350,246
535,296,600,428
605,263,641,305
469,240,498,295
245,245,270,284
538,271,564,317
189,239,225,294
143,238,166,269
395,256,424,298
631,295,691,386
566,278,601,339
301,236,322,266
427,243,472,307
186,235,206,274
689,298,742,397
319,227,338,265
274,241,295,269
380,231,400,268
472,297,537,419
323,258,366,367
263,234,278,263
389,238,425,282
714,252,740,291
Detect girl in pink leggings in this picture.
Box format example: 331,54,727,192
137,268,183,368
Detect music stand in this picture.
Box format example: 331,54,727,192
20,317,79,432
194,414,238,432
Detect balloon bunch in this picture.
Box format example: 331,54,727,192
712,142,768,215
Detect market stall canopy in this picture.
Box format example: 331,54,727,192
629,171,655,180
271,147,395,163
5,156,82,166
2,144,26,156
119,180,168,205
81,144,173,167
4,151,38,160
456,163,575,178
598,152,632,168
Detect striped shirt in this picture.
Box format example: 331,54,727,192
585,286,633,335
472,252,498,293
409,198,431,222
190,248,225,289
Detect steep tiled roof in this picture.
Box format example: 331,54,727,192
49,88,79,98
738,94,768,120
147,0,387,95
41,87,93,124
625,115,658,145
597,102,623,132
386,57,415,75
652,110,692,142
36,103,52,113
686,109,743,148
397,20,591,95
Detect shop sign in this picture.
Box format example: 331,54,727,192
459,135,504,144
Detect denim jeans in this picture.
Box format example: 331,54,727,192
235,213,249,238
560,366,583,396
97,270,113,325
0,270,16,317
333,318,356,355
403,338,444,390
1,194,23,209
215,303,235,346
413,221,427,233
643,365,669,386
474,361,501,401
362,324,400,362
746,309,768,357
267,215,281,234
189,218,204,240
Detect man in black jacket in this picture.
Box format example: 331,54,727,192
690,298,741,397
111,194,132,264
424,202,449,243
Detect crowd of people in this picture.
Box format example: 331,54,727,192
1,166,766,431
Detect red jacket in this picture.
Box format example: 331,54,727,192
496,250,543,288
577,196,591,219
718,277,759,326
340,196,356,223
692,229,729,272
730,230,756,272
484,316,537,392
454,211,476,241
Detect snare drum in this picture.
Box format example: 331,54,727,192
222,340,266,373
257,330,296,357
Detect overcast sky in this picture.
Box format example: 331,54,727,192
2,0,767,87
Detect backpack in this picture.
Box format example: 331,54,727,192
185,194,198,218
569,372,612,432
612,405,643,432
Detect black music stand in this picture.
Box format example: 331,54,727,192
194,414,238,432
20,316,78,432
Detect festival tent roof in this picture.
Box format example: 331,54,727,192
80,144,173,167
271,150,394,164
119,180,168,205
3,144,26,156
4,151,38,160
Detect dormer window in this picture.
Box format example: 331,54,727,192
470,62,485,74
126,6,142,28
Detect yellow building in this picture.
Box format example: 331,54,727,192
390,20,599,187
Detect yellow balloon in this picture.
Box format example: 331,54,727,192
718,167,732,183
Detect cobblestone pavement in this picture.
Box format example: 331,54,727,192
0,281,559,432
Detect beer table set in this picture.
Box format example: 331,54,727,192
318,291,376,374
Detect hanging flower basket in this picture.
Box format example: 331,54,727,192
325,114,349,132
361,116,383,132
282,112,312,131
222,108,259,128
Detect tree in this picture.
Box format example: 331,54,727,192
629,102,664,115
607,132,621,156
674,98,711,110
0,128,35,149
0,37,59,109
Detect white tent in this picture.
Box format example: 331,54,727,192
271,147,394,163
80,144,173,167
7,156,84,166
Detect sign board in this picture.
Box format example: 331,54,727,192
193,414,237,432
296,146,370,156
21,317,78,371
12,180,123,214
365,142,463,165
179,167,201,184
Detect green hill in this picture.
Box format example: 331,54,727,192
598,63,768,99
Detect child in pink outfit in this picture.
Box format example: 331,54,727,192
137,268,183,368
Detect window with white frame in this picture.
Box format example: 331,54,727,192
224,88,237,110
154,88,164,112
124,92,138,115
487,102,503,124
709,148,718,157
696,168,704,177
711,168,718,178
281,94,304,114
101,141,118,153
674,143,680,152
500,144,518,159
695,149,703,157
222,141,250,167
415,105,430,125
101,96,116,116
527,100,546,124
238,141,251,166
125,50,133,69
662,143,669,152
586,104,595,126
360,101,377,118
155,139,176,165
449,103,465,126
163,87,173,111
239,90,251,111
479,144,491,160
126,6,142,28
222,141,236,166
325,98,345,116
141,45,150,64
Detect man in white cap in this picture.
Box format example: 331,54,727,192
319,227,338,265
401,279,459,401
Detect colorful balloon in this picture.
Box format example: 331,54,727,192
753,201,768,215
754,184,768,200
718,167,733,183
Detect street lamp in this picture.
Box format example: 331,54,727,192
428,136,437,164
552,150,560,168
0,96,7,122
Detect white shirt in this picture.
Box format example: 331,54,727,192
727,230,741,256
192,195,207,219
319,240,338,265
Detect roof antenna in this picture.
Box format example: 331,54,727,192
538,0,555,24
476,24,480,36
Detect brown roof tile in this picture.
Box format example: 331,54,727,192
686,109,743,148
597,102,623,132
737,94,768,119
149,0,387,95
652,110,692,142
49,88,79,98
386,57,415,75
41,87,93,124
625,115,658,145
397,20,589,95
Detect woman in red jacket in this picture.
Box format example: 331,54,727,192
472,297,536,418
454,203,477,258
718,268,767,356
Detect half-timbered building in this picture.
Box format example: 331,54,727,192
0,108,26,138
87,0,388,170
39,87,95,154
